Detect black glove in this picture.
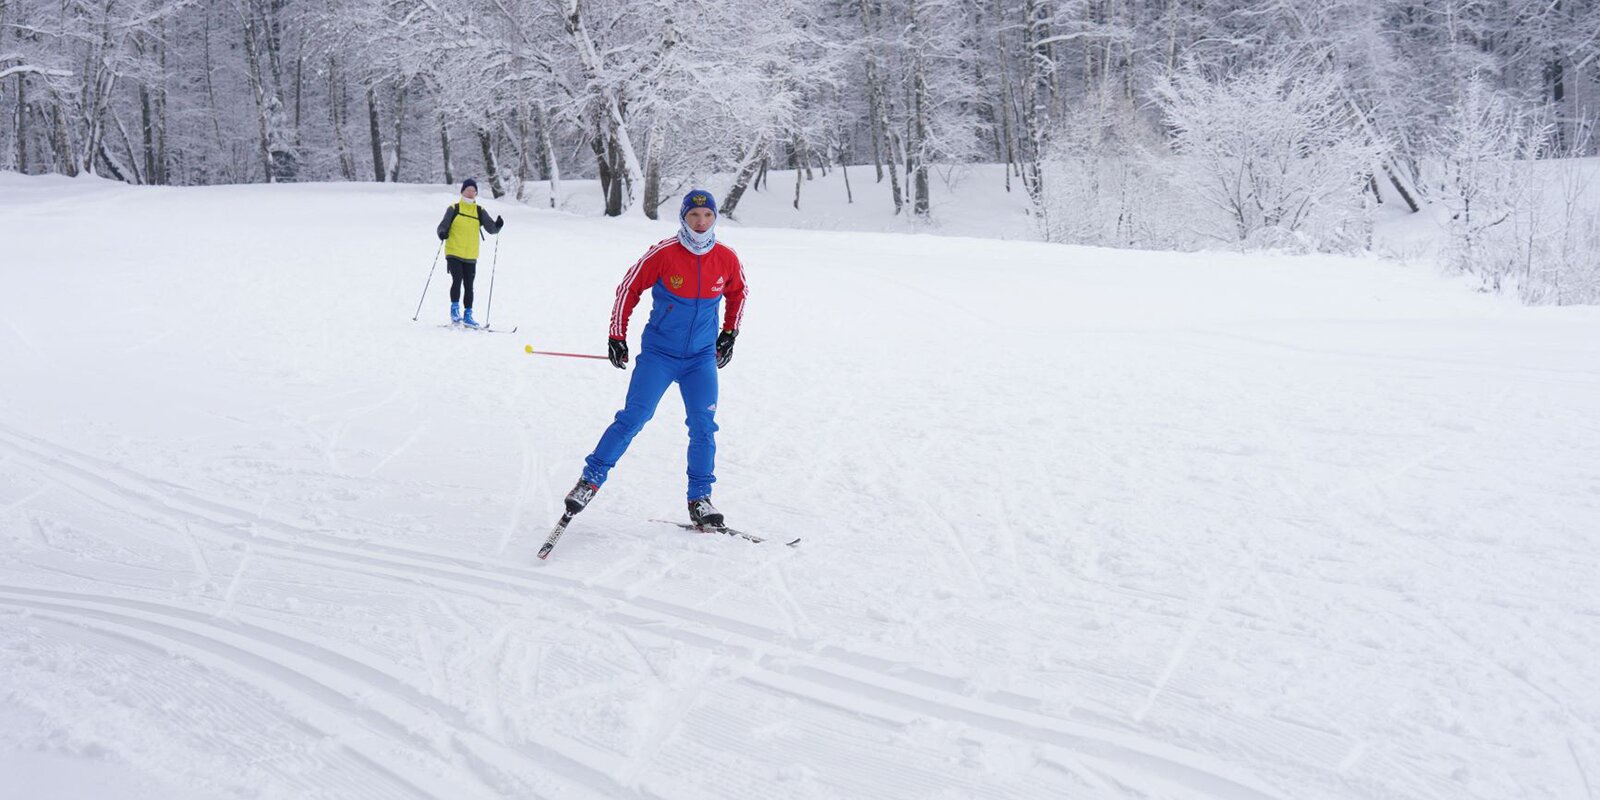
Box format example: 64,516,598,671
715,330,738,369
607,337,629,369
496,215,505,228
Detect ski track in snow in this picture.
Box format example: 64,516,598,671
3,402,1583,800
3,175,1599,799
0,420,1288,798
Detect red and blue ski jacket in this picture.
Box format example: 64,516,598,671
610,237,748,359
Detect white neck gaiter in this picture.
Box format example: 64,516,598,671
678,219,716,255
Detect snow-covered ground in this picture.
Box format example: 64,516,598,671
2,171,1598,799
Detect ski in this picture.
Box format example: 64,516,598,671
438,322,519,333
537,512,575,560
650,519,800,547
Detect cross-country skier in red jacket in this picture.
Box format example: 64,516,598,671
562,188,747,529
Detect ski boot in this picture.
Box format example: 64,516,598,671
450,302,462,324
688,497,724,529
462,307,479,328
564,479,599,515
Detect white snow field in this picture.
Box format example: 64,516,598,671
2,171,1599,800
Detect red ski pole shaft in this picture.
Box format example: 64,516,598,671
523,344,608,360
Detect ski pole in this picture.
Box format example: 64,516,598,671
483,234,501,327
411,242,443,321
524,345,608,360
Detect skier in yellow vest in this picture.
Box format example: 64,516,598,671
435,178,505,327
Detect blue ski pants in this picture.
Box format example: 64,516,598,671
583,349,720,499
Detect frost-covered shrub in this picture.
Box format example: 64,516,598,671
1430,79,1600,305
1036,87,1190,250
1431,78,1547,295
1151,62,1383,253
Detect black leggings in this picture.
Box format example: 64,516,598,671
447,258,477,308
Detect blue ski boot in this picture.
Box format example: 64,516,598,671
462,307,479,328
450,302,462,324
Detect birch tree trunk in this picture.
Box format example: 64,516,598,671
140,84,157,183
135,32,158,183
478,127,505,198
720,139,766,219
857,0,889,184
533,103,558,207
366,85,384,181
604,146,623,215
387,83,407,182
327,57,355,180
76,32,118,178
51,101,75,176
14,76,26,174
98,111,136,182
240,0,296,181
793,157,803,209
1019,0,1050,205
859,0,905,216
244,17,273,180
3,0,17,171
564,0,646,216
1,0,20,173
155,23,168,184
908,0,931,216
642,123,662,219
884,129,904,214
202,7,232,178
994,0,1019,188
514,106,531,199
589,133,619,213
438,113,453,185
9,0,30,175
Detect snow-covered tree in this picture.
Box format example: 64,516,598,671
1037,83,1177,248
2,0,1598,304
1153,60,1384,252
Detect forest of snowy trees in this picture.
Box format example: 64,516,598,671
4,0,1599,300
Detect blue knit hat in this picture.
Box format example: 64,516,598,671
680,189,717,219
461,178,478,193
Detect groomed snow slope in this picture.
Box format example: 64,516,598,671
1,173,1598,800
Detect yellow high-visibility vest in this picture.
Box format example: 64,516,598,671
445,201,483,261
